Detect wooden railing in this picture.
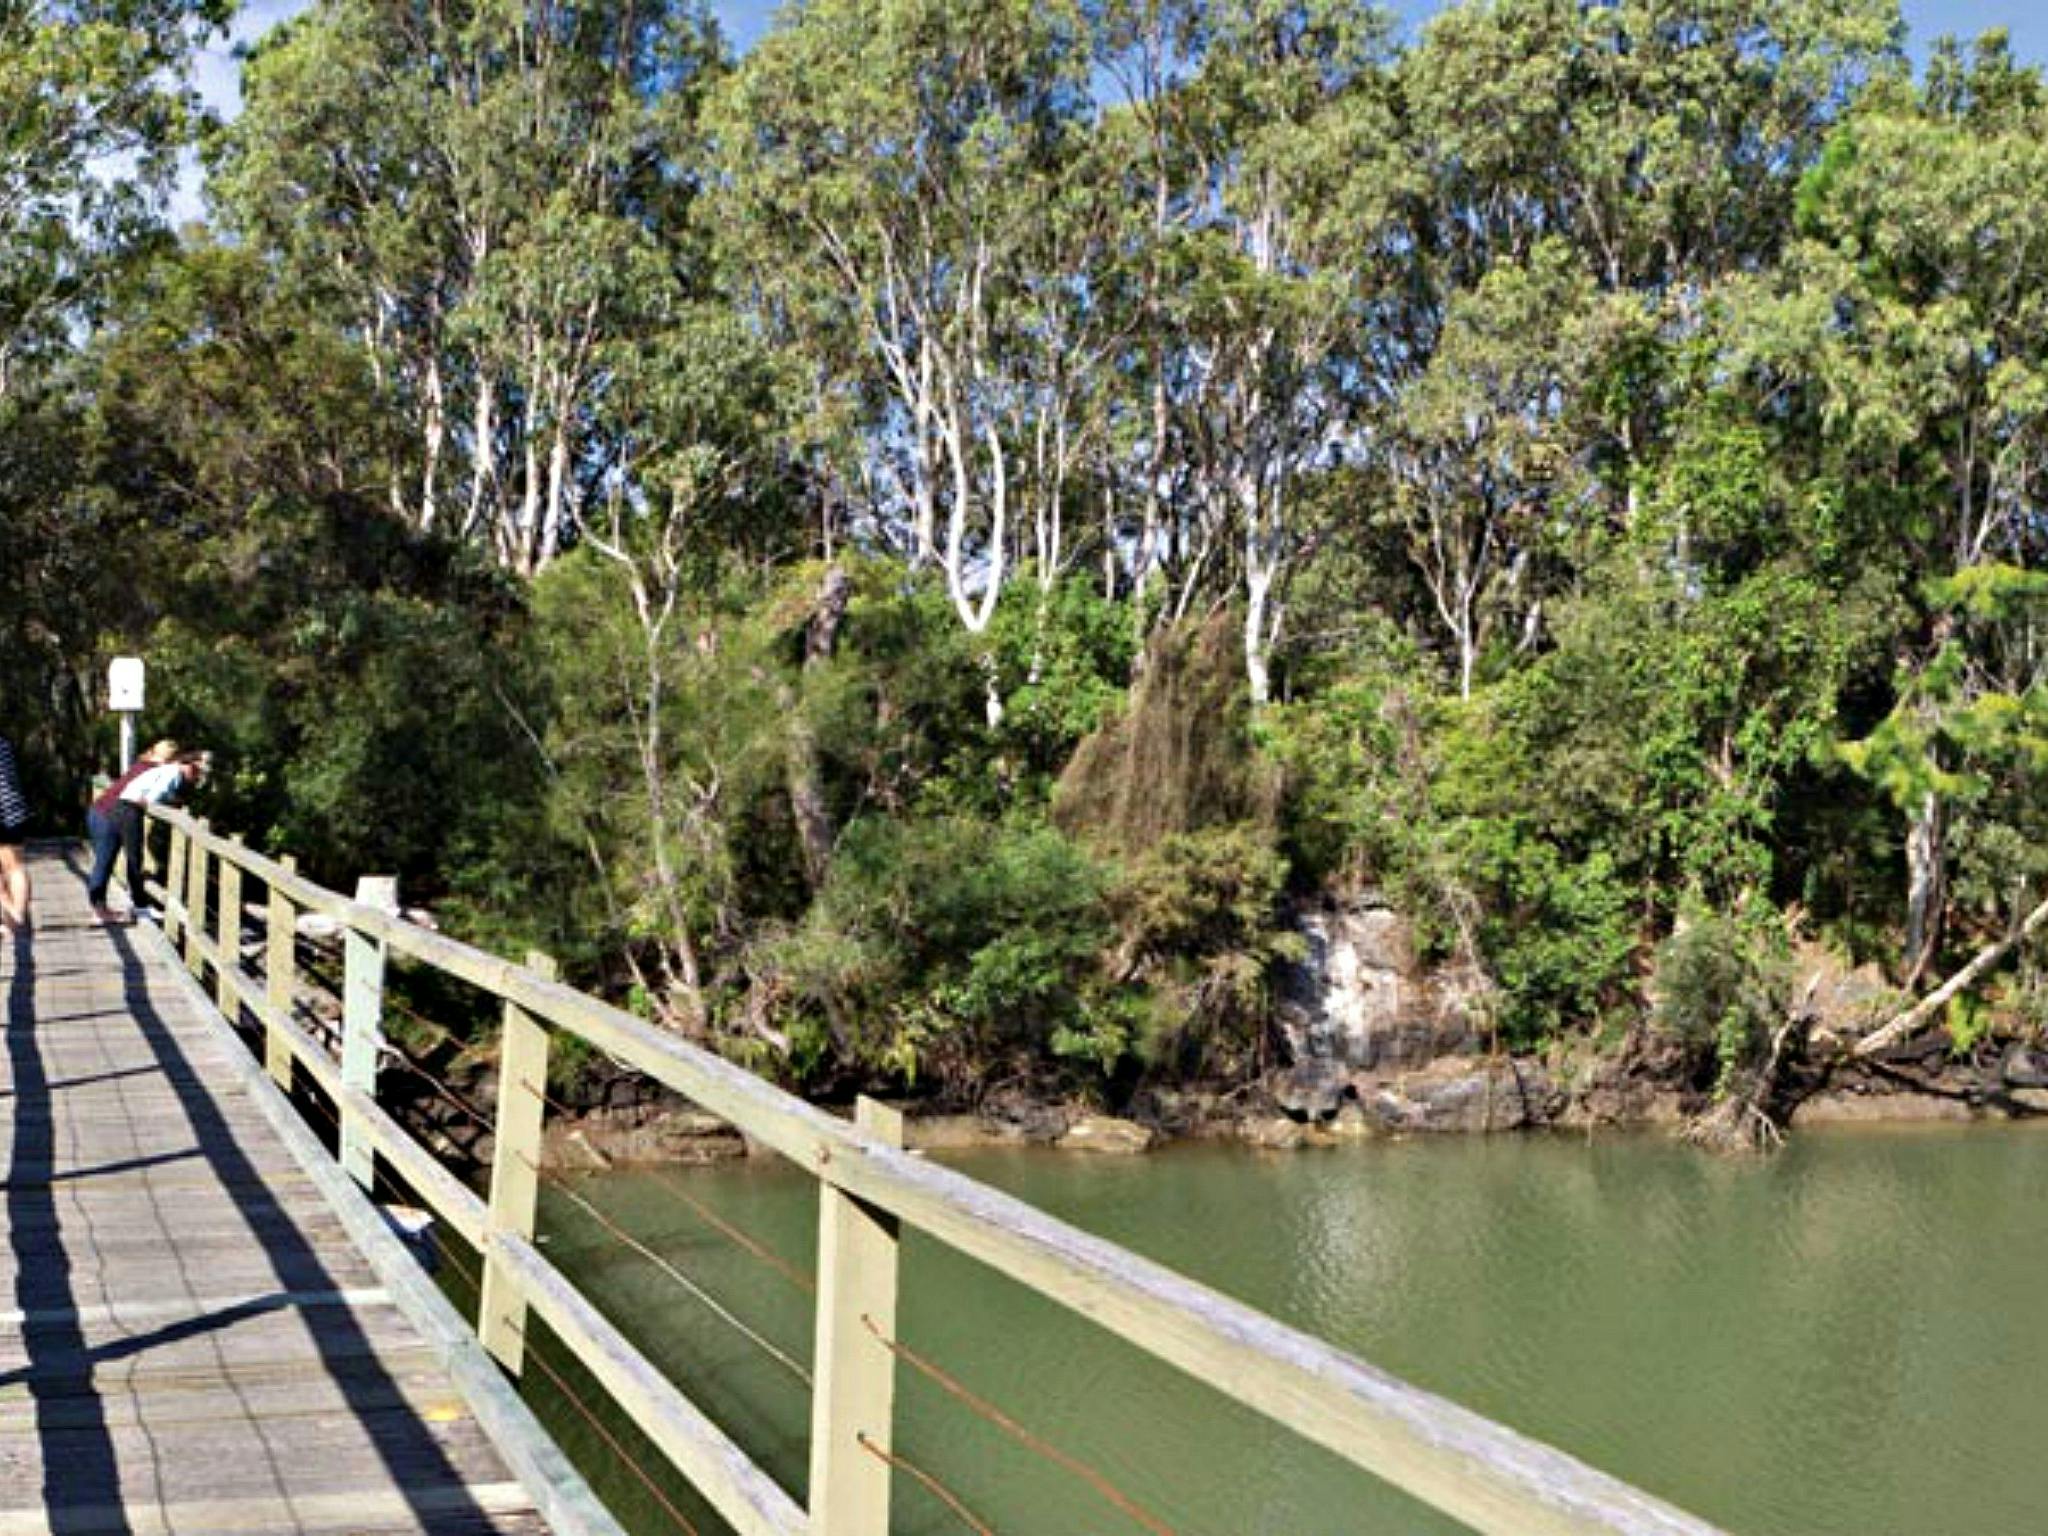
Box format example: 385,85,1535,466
139,805,1728,1536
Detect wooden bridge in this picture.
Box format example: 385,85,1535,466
0,817,1732,1536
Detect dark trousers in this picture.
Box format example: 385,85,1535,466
85,806,119,904
85,804,146,907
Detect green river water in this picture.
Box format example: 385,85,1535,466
490,1124,2048,1535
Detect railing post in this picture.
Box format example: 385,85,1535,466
480,950,556,1375
265,855,298,1089
163,820,187,944
183,820,210,975
216,837,244,1018
809,1095,904,1536
340,875,396,1191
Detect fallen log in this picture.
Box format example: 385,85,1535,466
1849,892,2048,1061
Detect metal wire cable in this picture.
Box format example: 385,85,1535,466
520,1151,815,1388
511,1074,820,1300
252,972,1177,1536
646,1164,818,1297
228,1060,709,1536
857,1432,1000,1536
861,1313,1182,1536
424,1228,705,1536
270,1008,814,1394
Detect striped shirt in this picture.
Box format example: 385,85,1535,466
0,737,26,830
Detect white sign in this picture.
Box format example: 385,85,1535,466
108,656,146,712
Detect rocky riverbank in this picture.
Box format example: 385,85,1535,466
460,1029,2048,1172
350,894,2048,1173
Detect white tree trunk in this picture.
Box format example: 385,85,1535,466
1905,789,1945,988
466,372,498,544
421,352,446,533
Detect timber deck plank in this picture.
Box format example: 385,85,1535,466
0,848,551,1535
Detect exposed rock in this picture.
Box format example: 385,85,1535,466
978,1089,1071,1144
1791,943,1894,1046
1058,1115,1154,1154
2002,1044,2048,1089
650,1117,748,1163
1271,1059,1348,1121
904,1114,1034,1150
1127,1087,1229,1137
1278,900,1489,1071
1328,1102,1375,1140
1240,1116,1307,1151
1793,1089,1974,1125
1351,1056,1562,1134
1553,1051,1691,1130
544,1107,745,1165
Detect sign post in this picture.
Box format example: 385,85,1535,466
108,657,145,768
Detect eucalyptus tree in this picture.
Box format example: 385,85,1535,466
0,0,228,794
1379,243,1597,698
214,0,726,572
1779,38,2048,984
708,0,1098,721
0,0,227,392
1157,0,1407,706
1378,0,1902,691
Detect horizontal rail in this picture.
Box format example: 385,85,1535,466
195,909,492,1249
493,1233,809,1536
146,805,1726,1536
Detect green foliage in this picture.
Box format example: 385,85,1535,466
1264,669,1409,892
1107,825,1300,1077
1652,907,1792,1091
1946,990,1993,1058
20,0,2048,1104
757,814,1118,1091
1458,827,1638,1048
990,578,1138,777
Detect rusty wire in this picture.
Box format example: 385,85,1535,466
515,1148,814,1388
424,1227,705,1536
511,1074,821,1298
861,1314,1181,1536
268,999,1178,1536
856,1432,1000,1536
647,1165,818,1297
281,1019,816,1394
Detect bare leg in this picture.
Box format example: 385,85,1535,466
0,845,28,932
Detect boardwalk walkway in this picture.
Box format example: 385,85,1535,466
0,846,552,1535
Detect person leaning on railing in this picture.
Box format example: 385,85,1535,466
86,737,180,924
0,733,29,935
102,749,210,925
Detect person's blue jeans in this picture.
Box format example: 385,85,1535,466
86,804,146,908
86,805,121,905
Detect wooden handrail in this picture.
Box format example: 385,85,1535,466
143,804,1728,1536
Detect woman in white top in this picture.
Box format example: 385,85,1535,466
114,752,208,920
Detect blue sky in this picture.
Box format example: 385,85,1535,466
195,0,2048,125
